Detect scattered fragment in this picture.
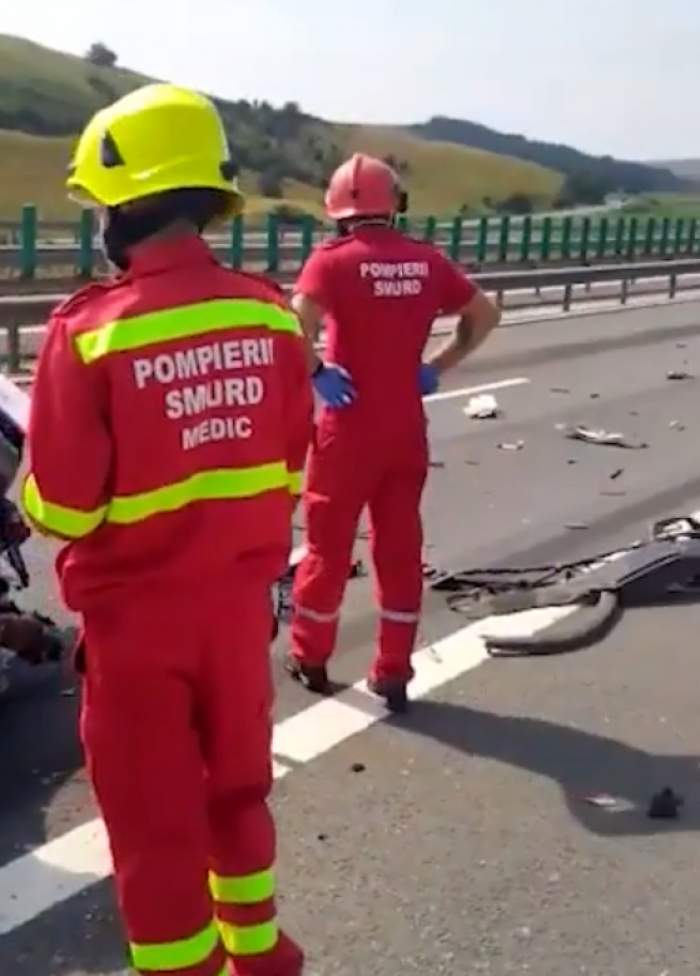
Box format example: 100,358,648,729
562,424,648,450
601,490,627,498
429,460,446,468
465,393,500,419
676,342,687,348
567,459,578,465
647,787,684,820
550,387,570,394
667,369,693,380
590,393,601,399
350,762,366,774
629,410,640,417
317,833,328,842
584,793,631,811
565,522,589,531
497,440,524,451
349,560,366,579
669,420,687,431
465,459,481,466
610,468,624,480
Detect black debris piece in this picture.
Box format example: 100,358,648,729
647,787,684,820
610,468,624,480
667,370,693,381
350,763,366,774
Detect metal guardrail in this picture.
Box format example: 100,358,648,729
0,258,699,374
1,206,700,279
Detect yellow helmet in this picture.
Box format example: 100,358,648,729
67,83,244,216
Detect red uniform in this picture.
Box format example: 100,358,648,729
23,234,312,976
291,225,476,682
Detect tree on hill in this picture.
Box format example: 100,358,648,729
85,42,118,68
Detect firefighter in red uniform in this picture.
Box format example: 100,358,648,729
288,153,500,712
22,85,311,976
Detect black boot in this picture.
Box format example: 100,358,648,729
367,677,409,714
285,655,331,695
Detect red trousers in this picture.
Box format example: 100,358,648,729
80,581,303,976
291,422,428,681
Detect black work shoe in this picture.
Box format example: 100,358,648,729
285,656,331,695
367,677,409,714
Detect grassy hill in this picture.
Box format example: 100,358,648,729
651,160,700,182
0,32,661,222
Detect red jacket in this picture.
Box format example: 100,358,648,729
23,234,313,612
296,225,476,441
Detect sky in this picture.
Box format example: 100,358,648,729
1,0,699,160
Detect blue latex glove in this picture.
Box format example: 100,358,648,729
312,362,357,409
419,363,440,396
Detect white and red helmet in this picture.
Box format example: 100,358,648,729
325,153,406,221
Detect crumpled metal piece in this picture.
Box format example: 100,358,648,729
465,394,500,419
559,424,648,450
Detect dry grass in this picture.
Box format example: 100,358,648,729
336,125,564,215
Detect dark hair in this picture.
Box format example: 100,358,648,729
124,187,232,232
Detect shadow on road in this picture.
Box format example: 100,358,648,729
0,662,83,866
401,700,700,836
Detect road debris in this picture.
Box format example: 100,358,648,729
669,420,687,431
465,459,481,466
497,440,524,451
567,459,578,465
465,393,500,419
676,342,687,348
560,424,648,450
565,522,589,531
429,459,446,468
601,490,627,497
667,369,693,380
590,393,601,399
647,787,684,819
350,762,366,774
348,560,366,579
550,387,570,394
610,468,624,480
583,793,636,812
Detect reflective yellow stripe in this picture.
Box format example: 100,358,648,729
220,920,278,957
131,919,219,971
107,463,289,525
76,299,301,364
288,470,303,496
209,868,275,905
22,474,107,539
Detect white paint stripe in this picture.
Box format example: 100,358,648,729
0,600,571,935
4,512,697,934
424,376,530,404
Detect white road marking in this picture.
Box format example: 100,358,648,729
0,600,573,935
424,376,530,404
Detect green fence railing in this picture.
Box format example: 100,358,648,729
3,205,700,280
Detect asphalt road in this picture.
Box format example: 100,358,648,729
2,300,700,974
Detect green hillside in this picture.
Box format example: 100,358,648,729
0,33,568,220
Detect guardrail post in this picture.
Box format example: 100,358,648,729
562,282,573,312
673,218,685,255
397,215,409,233
621,276,629,304
687,218,697,255
519,215,532,262
300,216,314,265
230,216,244,269
669,272,678,299
476,217,489,263
498,216,510,263
266,214,279,272
6,325,20,373
449,217,463,262
540,216,552,260
644,217,656,255
660,217,671,256
78,209,94,278
561,217,572,259
19,204,37,279
579,216,591,262
614,218,626,257
626,217,638,261
596,217,609,259
423,216,437,242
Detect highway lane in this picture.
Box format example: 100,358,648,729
2,300,700,973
